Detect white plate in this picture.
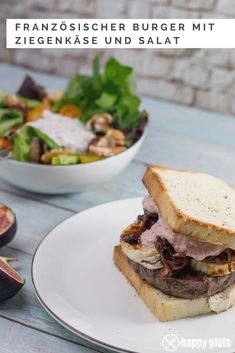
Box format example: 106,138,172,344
32,198,235,353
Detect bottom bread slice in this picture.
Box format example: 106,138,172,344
113,245,235,322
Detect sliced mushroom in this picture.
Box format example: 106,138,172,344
95,136,116,148
4,94,28,116
89,145,126,158
92,129,125,148
46,90,64,103
106,129,125,146
4,95,22,107
89,128,126,157
86,113,113,132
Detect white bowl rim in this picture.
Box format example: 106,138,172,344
5,128,147,169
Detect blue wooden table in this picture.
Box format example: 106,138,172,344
0,62,235,353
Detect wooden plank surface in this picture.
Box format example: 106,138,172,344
146,97,235,149
0,192,83,345
0,190,74,254
0,317,98,353
0,247,80,344
1,62,235,353
0,195,112,351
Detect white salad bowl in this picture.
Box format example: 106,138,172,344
0,131,146,194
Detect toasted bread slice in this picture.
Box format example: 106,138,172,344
114,245,235,321
142,166,235,250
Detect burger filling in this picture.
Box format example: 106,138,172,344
120,195,235,299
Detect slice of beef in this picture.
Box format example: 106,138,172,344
128,256,235,299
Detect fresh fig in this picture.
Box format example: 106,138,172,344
0,257,25,301
0,203,17,247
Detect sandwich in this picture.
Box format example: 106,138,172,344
113,166,235,321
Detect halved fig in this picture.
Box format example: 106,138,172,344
0,203,17,247
0,257,25,301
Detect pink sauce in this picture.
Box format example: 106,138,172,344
141,195,225,261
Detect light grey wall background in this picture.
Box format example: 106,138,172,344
1,0,235,115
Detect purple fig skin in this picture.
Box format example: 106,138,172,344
0,258,25,302
0,275,24,301
0,206,17,248
0,204,24,301
0,219,17,248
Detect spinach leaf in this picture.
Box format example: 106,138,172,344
95,92,117,108
104,58,135,94
60,56,141,131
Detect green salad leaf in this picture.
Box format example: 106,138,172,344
104,58,135,94
12,133,31,162
0,108,23,136
55,57,141,131
95,92,117,108
32,128,59,149
12,126,59,162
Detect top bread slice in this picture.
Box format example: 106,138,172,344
142,166,235,250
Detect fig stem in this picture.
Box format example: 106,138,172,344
0,256,18,263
